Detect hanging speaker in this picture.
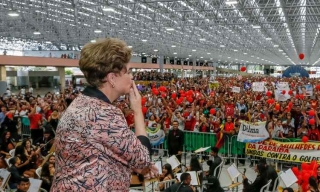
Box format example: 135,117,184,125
152,58,157,63
196,62,199,66
183,61,188,65
270,69,274,73
177,60,181,65
189,61,193,66
200,62,203,66
170,59,174,64
164,58,166,64
141,57,147,63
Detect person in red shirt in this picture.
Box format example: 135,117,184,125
224,116,235,134
28,105,43,142
223,116,235,165
308,124,320,141
224,99,235,118
184,105,196,131
124,109,135,129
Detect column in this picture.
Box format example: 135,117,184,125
192,59,196,77
0,66,6,81
158,56,164,74
58,67,66,90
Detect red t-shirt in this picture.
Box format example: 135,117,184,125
225,104,235,117
164,118,171,129
183,112,196,131
45,110,52,120
125,113,134,126
225,122,235,132
29,113,42,129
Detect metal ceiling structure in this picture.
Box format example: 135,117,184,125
0,0,319,66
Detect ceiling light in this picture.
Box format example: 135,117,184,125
154,49,158,52
210,58,213,60
103,7,115,12
234,50,238,52
274,45,279,47
252,25,261,29
279,49,283,52
171,45,176,47
192,49,196,51
8,12,19,17
33,31,41,35
94,29,102,33
166,28,175,31
244,53,247,55
142,39,147,42
45,41,52,44
128,46,132,48
142,53,146,54
199,38,205,41
173,52,177,54
186,58,189,60
220,45,225,47
189,55,192,57
207,53,211,54
91,40,96,43
266,38,272,40
200,57,203,58
225,0,238,5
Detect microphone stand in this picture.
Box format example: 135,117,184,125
175,182,184,192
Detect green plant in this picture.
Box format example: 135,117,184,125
65,69,73,75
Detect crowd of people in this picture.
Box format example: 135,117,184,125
0,69,320,191
0,86,77,191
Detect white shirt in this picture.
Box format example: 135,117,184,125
6,89,11,96
21,88,25,95
272,125,284,138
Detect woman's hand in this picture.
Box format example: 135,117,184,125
144,164,159,179
129,81,142,113
132,167,150,175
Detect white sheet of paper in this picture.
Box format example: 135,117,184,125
227,163,241,181
280,169,297,187
0,169,10,188
194,146,211,153
176,171,200,186
155,161,162,174
28,178,42,192
166,155,180,169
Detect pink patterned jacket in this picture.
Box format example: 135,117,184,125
51,88,151,192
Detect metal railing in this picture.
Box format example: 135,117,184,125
151,131,320,168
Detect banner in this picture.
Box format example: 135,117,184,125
237,121,269,143
275,82,291,101
209,81,219,89
146,126,165,147
298,85,313,96
232,86,240,93
245,140,320,163
252,82,265,92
